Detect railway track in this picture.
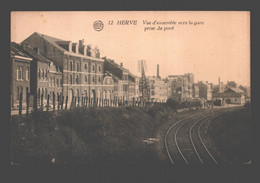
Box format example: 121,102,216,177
164,108,232,165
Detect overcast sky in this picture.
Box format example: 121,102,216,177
11,11,250,86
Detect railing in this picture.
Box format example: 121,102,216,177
11,92,163,115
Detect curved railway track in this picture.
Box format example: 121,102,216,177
164,108,230,165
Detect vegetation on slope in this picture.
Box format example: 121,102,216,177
207,102,251,164
10,99,201,165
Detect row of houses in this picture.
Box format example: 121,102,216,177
11,32,142,110
10,32,248,111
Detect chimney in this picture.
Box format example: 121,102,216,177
218,77,220,86
69,42,72,52
79,39,84,46
120,63,123,67
75,43,79,54
83,45,87,56
157,64,160,78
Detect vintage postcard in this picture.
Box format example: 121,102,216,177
10,11,251,166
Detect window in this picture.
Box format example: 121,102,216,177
76,75,79,84
19,67,23,80
70,62,73,71
50,77,52,87
38,69,41,80
57,78,59,87
53,77,55,86
85,76,88,83
84,64,88,70
17,87,19,100
45,88,47,100
92,76,95,83
26,67,30,81
98,66,101,72
92,65,95,72
123,85,128,92
70,75,73,84
20,87,23,99
38,88,40,99
45,69,47,80
60,79,62,86
16,67,19,80
42,69,44,80
41,88,44,98
77,63,79,72
98,77,101,83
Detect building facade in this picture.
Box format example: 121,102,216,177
168,73,194,102
21,32,114,108
10,42,33,109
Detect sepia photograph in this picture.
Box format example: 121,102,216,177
10,11,251,167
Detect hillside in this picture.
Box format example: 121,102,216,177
11,105,176,165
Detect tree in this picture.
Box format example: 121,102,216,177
226,81,237,88
239,85,247,93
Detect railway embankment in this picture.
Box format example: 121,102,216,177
207,102,251,164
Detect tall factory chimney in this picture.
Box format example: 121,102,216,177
157,64,160,78
218,77,220,86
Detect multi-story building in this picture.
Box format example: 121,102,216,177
147,76,169,103
103,59,130,103
48,61,63,102
192,83,199,98
21,32,113,107
129,73,140,100
22,45,51,107
168,73,194,101
10,42,33,109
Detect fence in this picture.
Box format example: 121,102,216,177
13,92,160,116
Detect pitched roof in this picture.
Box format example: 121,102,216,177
22,45,52,64
105,71,120,82
226,86,245,93
105,59,129,72
213,92,243,98
10,42,32,59
34,32,69,52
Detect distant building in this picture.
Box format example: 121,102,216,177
103,59,130,103
168,73,194,101
213,86,246,105
10,42,33,109
147,76,169,103
192,83,199,98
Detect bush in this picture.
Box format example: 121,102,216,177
166,98,180,110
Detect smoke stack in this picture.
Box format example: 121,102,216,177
157,64,160,78
218,77,220,85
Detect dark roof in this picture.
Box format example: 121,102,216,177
129,72,138,82
33,32,69,52
10,42,32,59
213,92,243,98
105,59,129,72
22,45,51,63
105,71,120,83
226,86,245,93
